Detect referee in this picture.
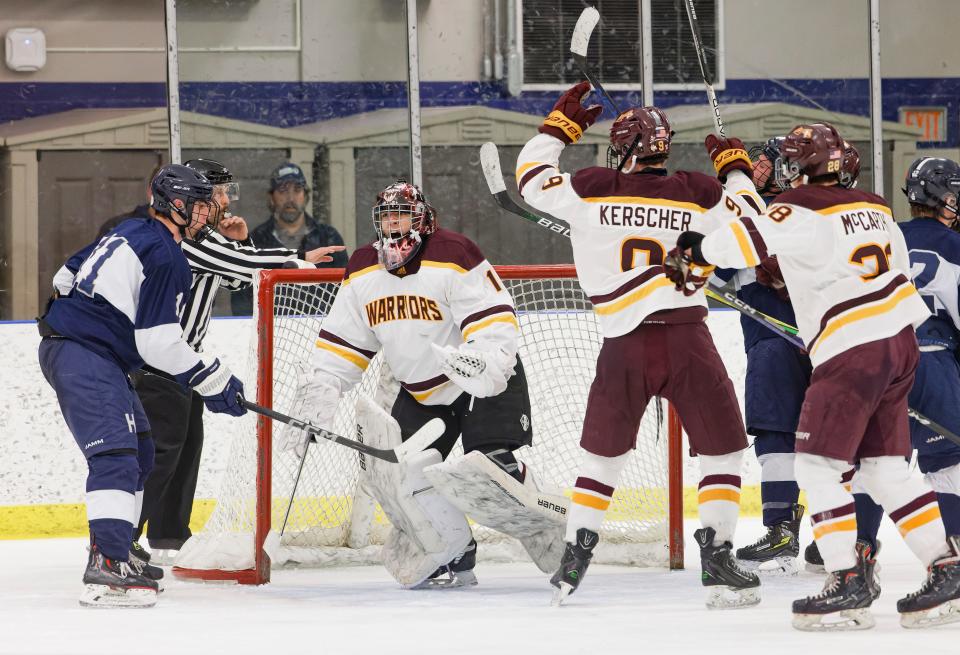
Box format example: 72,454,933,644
129,158,345,564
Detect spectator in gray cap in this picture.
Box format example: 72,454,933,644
232,162,349,314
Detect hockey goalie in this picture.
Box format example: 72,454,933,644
277,179,569,588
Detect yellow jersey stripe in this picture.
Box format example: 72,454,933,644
897,506,942,537
315,339,370,371
812,518,857,540
571,492,611,511
462,314,519,340
592,276,674,316
810,284,919,357
814,201,892,216
420,260,469,275
581,196,707,212
516,160,552,178
729,221,760,268
344,263,381,285
410,382,450,402
698,488,741,504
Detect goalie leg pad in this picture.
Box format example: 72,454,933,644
355,396,472,588
423,450,569,573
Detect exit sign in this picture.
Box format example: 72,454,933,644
900,107,947,142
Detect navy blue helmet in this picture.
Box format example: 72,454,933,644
150,164,219,237
749,137,789,195
903,157,960,217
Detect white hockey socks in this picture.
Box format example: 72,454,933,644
795,453,858,571
926,462,960,536
565,451,629,543
698,450,745,545
858,456,947,566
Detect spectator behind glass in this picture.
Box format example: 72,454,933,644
230,162,349,315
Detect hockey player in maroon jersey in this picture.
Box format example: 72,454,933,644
669,122,960,630
516,81,761,608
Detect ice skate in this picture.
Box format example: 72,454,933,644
792,559,874,631
550,528,598,606
128,542,165,592
898,536,960,629
856,539,881,601
412,539,478,589
736,504,802,575
80,544,159,609
695,527,760,609
804,540,825,573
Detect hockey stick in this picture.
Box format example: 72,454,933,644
682,0,725,137
569,7,641,173
239,397,445,463
482,145,960,448
480,142,797,344
279,441,309,536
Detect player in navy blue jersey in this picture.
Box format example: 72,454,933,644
712,137,811,574
38,164,246,608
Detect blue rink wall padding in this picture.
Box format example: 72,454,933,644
0,77,956,147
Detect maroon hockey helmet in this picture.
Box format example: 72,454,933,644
839,140,861,189
607,106,674,168
372,179,437,270
778,122,845,182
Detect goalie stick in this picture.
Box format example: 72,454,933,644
238,396,445,463
479,143,960,448
683,0,726,137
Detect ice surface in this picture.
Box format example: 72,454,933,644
2,518,956,655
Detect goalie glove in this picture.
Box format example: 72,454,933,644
431,342,517,399
276,361,342,458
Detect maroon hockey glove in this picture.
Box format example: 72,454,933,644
756,255,790,301
705,134,753,180
664,246,716,297
539,81,603,144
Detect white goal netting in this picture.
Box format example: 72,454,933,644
175,266,680,583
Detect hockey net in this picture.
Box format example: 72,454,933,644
174,266,683,584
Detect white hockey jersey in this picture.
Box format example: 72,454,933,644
517,132,764,337
312,228,519,405
700,185,930,367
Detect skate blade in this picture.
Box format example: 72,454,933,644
79,584,157,608
792,608,874,631
705,585,761,610
741,556,798,577
410,570,477,590
900,599,960,629
551,582,574,607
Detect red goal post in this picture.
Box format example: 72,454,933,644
174,265,684,584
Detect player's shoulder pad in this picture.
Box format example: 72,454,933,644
670,171,723,210
571,166,619,198
775,186,890,213
419,228,487,272
344,243,380,280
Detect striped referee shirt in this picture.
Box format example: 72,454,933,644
179,230,314,351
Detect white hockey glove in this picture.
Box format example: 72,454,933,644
430,342,516,399
276,362,342,458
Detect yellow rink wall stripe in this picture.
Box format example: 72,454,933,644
0,486,784,540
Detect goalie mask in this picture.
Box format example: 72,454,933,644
373,180,437,271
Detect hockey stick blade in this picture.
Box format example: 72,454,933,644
240,397,405,463
570,7,619,117
480,142,571,238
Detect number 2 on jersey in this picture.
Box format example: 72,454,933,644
849,243,892,281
